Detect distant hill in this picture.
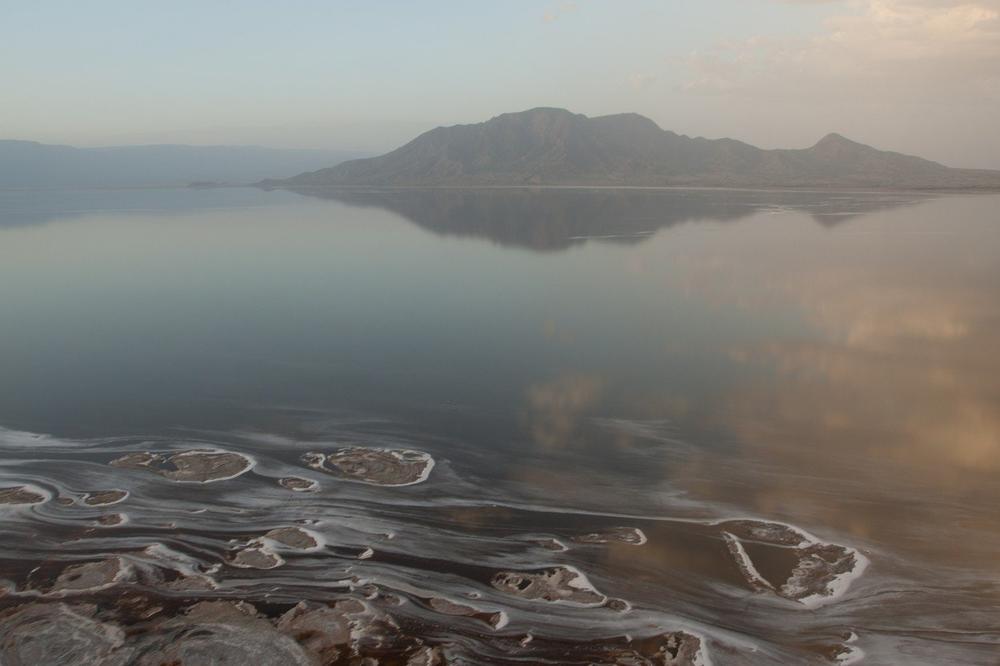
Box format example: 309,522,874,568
264,108,1000,190
0,141,366,189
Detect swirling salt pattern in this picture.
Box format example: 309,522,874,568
0,424,883,663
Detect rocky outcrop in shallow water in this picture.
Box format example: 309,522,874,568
719,519,868,607
230,546,283,570
265,526,321,550
570,526,647,546
49,558,130,595
0,603,128,666
491,566,607,606
111,449,254,483
0,595,709,665
279,476,317,492
0,486,47,505
82,490,128,506
135,601,318,666
304,447,434,486
0,427,878,664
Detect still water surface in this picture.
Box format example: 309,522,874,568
0,187,997,664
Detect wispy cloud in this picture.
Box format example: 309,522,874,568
685,0,1000,102
628,72,658,90
543,1,579,23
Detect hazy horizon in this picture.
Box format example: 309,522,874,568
3,0,999,169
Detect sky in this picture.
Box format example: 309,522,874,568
3,0,999,168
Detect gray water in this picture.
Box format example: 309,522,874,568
0,187,997,664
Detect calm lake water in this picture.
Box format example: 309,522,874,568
0,187,998,664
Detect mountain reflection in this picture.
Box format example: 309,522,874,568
287,187,927,251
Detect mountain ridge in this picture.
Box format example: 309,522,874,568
0,141,367,189
265,108,1000,191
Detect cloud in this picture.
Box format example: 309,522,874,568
685,0,1000,102
523,374,602,450
662,197,1000,481
543,1,578,23
628,72,658,90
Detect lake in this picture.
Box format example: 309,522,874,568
1,187,997,664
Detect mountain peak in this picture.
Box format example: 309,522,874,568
493,107,582,122
813,132,864,149
592,111,663,131
271,109,1000,190
507,106,576,115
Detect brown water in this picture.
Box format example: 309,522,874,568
0,187,997,664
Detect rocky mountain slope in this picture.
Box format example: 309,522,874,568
267,108,1000,190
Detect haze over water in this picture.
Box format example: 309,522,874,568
1,187,998,663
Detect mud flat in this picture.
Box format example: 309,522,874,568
303,447,434,486
570,526,647,545
230,546,283,570
597,632,705,665
228,526,324,569
717,519,868,607
264,527,321,551
49,558,130,595
0,427,891,664
491,565,607,606
111,449,254,483
425,596,508,630
0,485,48,506
96,513,127,527
82,490,128,506
278,476,317,492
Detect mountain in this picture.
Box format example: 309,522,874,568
265,108,1000,190
0,141,366,189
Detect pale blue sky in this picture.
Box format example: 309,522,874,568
3,1,999,167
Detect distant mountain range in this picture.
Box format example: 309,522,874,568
265,108,1000,190
0,141,365,189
